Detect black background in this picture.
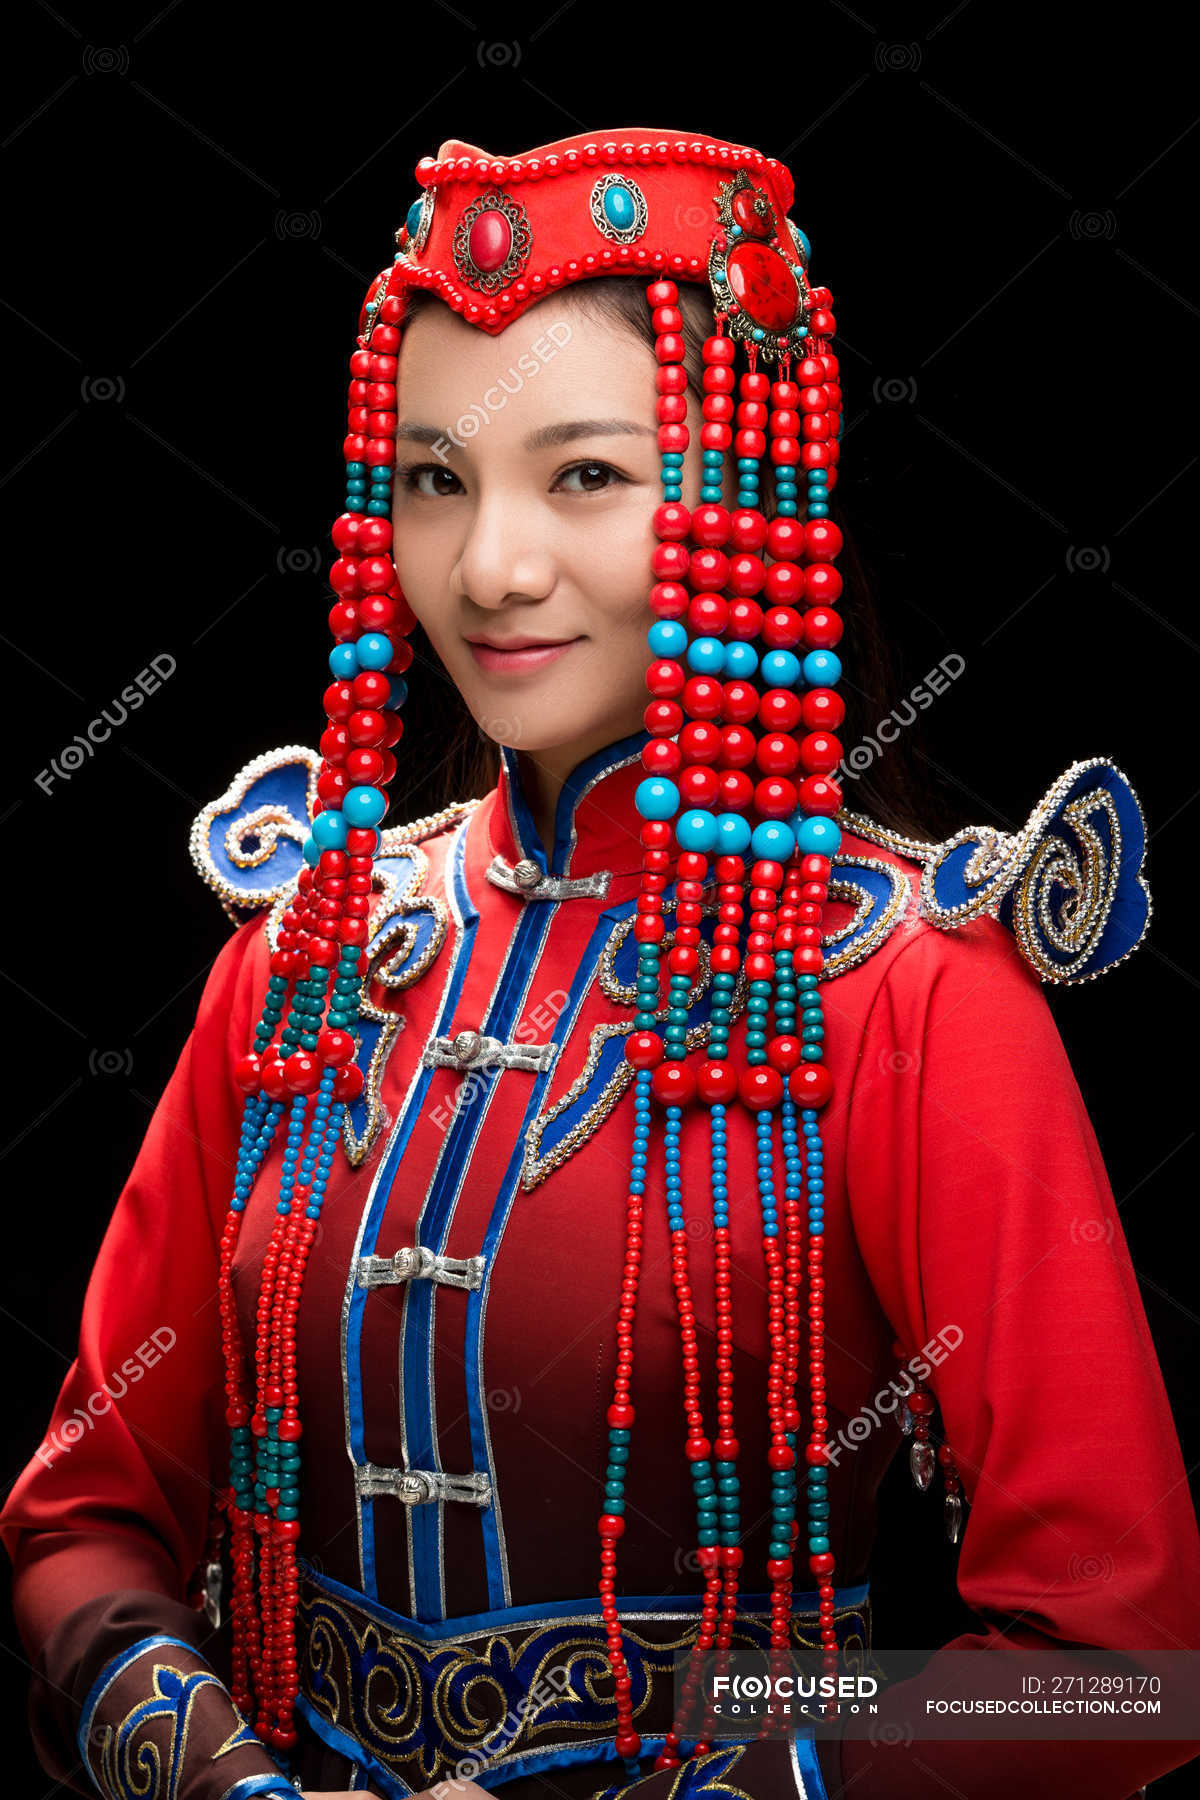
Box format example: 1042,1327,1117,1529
1,4,1196,1795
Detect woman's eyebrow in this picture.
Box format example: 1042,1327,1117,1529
522,419,657,452
393,419,656,451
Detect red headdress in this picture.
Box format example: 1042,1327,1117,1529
217,127,848,1782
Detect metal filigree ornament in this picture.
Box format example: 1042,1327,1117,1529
359,270,390,349
588,172,648,245
706,169,811,364
396,184,436,257
452,188,532,295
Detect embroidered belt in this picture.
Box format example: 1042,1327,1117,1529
293,1560,874,1796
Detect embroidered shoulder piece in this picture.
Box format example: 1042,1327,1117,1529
190,742,476,923
842,757,1151,984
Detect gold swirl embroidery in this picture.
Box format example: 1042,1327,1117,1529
190,744,323,925
344,843,450,1166
296,1579,873,1790
845,758,1151,984
820,857,911,980
263,836,454,1168
1009,788,1124,980
90,1658,256,1799
521,907,747,1191
595,1745,758,1800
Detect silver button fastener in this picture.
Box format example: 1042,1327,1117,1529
512,858,543,891
451,1028,483,1066
353,1464,493,1506
356,1244,486,1289
423,1031,557,1074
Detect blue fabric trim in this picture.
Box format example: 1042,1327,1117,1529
498,730,649,874
791,1730,830,1799
77,1634,289,1799
473,1733,670,1790
345,843,441,1146
292,1562,867,1796
295,1686,657,1794
293,1691,416,1796
403,834,554,1619
215,1779,301,1800
550,729,649,874
499,744,548,873
296,1556,868,1639
467,902,618,1608
345,818,478,1598
77,1634,198,1766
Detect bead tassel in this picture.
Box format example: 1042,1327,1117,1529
194,149,853,1786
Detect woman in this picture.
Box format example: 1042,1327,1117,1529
3,127,1197,1800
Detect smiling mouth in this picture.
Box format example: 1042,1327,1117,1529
465,636,585,673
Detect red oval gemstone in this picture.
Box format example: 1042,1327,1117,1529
726,242,800,332
731,187,773,239
468,207,512,273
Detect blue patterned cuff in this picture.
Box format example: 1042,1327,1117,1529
77,1632,297,1799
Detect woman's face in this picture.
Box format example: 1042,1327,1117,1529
390,291,711,770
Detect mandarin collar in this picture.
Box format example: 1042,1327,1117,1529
484,731,650,880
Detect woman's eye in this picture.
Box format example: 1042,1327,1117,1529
554,460,626,494
398,463,463,498
395,459,626,498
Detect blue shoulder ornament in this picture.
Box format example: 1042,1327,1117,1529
189,744,322,925
190,745,475,1167
841,756,1151,984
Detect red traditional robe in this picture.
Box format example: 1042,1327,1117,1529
4,735,1198,1800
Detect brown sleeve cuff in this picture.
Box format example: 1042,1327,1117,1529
30,1588,295,1800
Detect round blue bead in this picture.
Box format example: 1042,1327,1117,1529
343,784,387,828
312,809,348,850
803,649,842,686
761,649,801,688
636,777,679,820
328,643,359,679
723,640,758,678
715,812,752,854
648,620,687,659
751,820,795,860
356,632,394,671
676,809,718,853
796,815,842,856
686,636,725,674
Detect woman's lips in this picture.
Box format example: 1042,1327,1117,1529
465,636,583,673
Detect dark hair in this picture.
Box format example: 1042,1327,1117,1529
388,277,948,842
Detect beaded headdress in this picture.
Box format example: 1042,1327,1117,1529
216,127,853,1778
